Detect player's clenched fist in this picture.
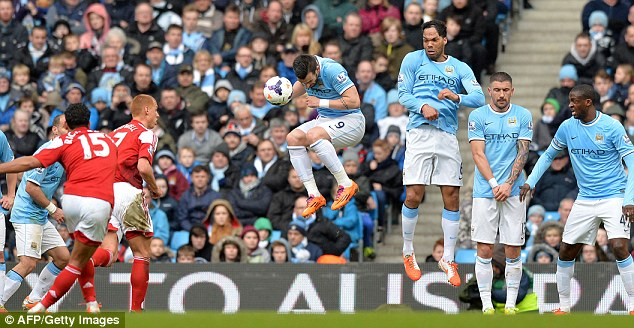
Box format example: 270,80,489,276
421,104,439,120
306,96,321,109
519,183,533,202
438,88,460,102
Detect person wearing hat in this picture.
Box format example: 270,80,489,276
531,98,560,151
582,1,629,37
525,204,545,247
226,161,273,226
241,225,271,263
146,41,173,87
209,142,240,195
286,220,323,263
562,32,606,86
604,102,626,124
176,64,210,114
250,32,276,71
277,44,299,84
49,20,72,54
208,79,233,131
544,64,578,124
209,4,252,68
254,217,274,249
154,148,190,201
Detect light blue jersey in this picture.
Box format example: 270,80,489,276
0,130,13,215
306,56,360,118
10,141,64,225
397,51,485,134
469,104,533,198
526,112,634,200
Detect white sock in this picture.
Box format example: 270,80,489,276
556,258,575,312
475,256,493,310
29,262,63,301
310,139,351,187
289,146,320,196
0,263,5,304
441,209,460,262
617,255,634,312
505,257,522,308
401,204,419,255
1,270,23,306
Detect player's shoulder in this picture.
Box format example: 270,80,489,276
402,50,425,64
469,105,488,119
511,104,533,117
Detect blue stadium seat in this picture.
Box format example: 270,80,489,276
454,248,477,264
170,230,190,251
270,230,282,242
544,211,561,222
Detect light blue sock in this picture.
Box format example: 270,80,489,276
402,204,419,255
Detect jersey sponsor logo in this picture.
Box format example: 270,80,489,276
570,148,606,156
416,74,457,86
484,133,519,141
468,121,476,131
507,117,517,127
336,72,347,83
310,89,333,96
624,135,632,144
595,133,604,143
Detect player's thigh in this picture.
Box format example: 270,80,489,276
13,223,45,259
403,127,435,186
40,220,67,255
471,198,500,245
117,183,153,236
294,119,319,144
499,196,526,246
562,200,600,245
599,198,630,240
314,113,365,149
431,129,462,187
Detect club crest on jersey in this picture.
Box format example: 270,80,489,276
595,133,604,143
336,72,347,83
507,117,517,127
445,66,454,74
624,135,632,144
468,121,476,132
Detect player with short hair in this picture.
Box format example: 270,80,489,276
0,103,118,314
286,54,365,217
397,19,485,285
83,94,160,312
0,128,17,313
469,72,532,315
1,115,71,312
520,84,634,314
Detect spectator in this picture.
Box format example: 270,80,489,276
281,0,304,26
181,4,209,53
255,139,292,193
16,97,45,140
378,90,408,142
146,189,170,245
99,83,134,131
423,0,439,22
9,65,37,106
150,237,173,263
188,224,213,262
192,50,218,98
268,168,307,230
362,139,403,227
256,0,291,54
594,70,615,104
301,5,332,43
426,238,444,262
313,0,358,36
236,0,259,32
176,245,196,263
145,42,173,88
385,125,406,169
287,220,323,263
580,244,609,263
581,0,629,37
176,64,210,114
444,16,473,65
209,143,240,195
149,0,182,32
61,51,88,89
626,103,634,140
206,199,243,246
528,245,558,263
154,149,190,201
596,227,616,261
254,217,274,249
86,47,134,94
64,33,99,75
193,0,224,38
48,20,71,54
525,204,545,248
557,198,574,225
270,239,291,263
533,221,564,253
403,3,424,50
5,109,41,157
225,47,260,101
211,236,248,263
207,79,232,132
37,55,72,100
105,0,135,29
473,0,500,75
357,61,388,122
249,80,274,119
338,13,375,78
293,195,352,256
588,10,615,62
376,17,415,82
277,44,300,87
13,26,53,82
372,53,395,92
241,225,271,263
609,63,632,107
562,32,606,86
530,152,577,211
322,187,361,259
159,87,190,140
177,165,221,231
163,24,195,68
251,34,277,71
209,4,252,69
223,124,255,169
266,118,290,156
227,162,273,226
130,63,161,101
341,148,374,224
0,0,27,68
234,104,267,146
360,0,401,41
46,0,88,35
308,150,336,200
176,147,201,183
155,174,180,232
80,3,111,58
322,40,343,64
604,102,625,123
177,112,223,166
547,64,578,127
531,99,559,153
614,25,634,67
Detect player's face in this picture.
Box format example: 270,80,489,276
54,116,69,136
242,231,259,250
488,80,514,111
146,100,159,129
568,93,593,120
272,245,287,263
422,27,447,61
298,70,319,89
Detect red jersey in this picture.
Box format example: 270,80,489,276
109,120,157,189
34,127,118,205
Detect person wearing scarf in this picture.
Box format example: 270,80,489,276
163,25,194,67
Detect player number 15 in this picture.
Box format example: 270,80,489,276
79,133,110,159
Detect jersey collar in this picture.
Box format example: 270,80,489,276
580,111,601,126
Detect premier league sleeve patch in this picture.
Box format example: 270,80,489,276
624,135,632,144
468,121,476,132
528,121,533,131
471,79,480,87
398,74,404,83
337,72,348,83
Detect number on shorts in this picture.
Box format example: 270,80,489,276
621,215,631,229
335,121,345,128
79,133,110,159
110,132,128,147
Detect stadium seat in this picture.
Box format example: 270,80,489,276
454,248,477,264
544,211,560,222
170,230,190,251
270,230,282,242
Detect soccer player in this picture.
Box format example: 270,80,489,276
520,84,634,314
1,115,71,312
84,94,160,312
286,54,365,217
397,20,485,285
468,72,532,314
0,129,16,313
0,103,118,313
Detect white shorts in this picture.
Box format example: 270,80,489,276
563,198,630,245
297,112,365,149
403,125,463,186
109,182,153,242
14,221,66,258
62,195,111,246
471,196,526,246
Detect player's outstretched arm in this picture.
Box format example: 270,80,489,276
521,144,561,202
0,156,43,175
138,158,160,199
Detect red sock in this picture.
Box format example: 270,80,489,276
41,265,81,308
91,248,112,267
78,259,96,303
130,257,150,312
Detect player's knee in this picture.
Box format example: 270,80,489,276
306,128,328,145
286,130,305,146
610,239,630,258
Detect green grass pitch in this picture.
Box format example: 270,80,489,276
124,312,633,328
